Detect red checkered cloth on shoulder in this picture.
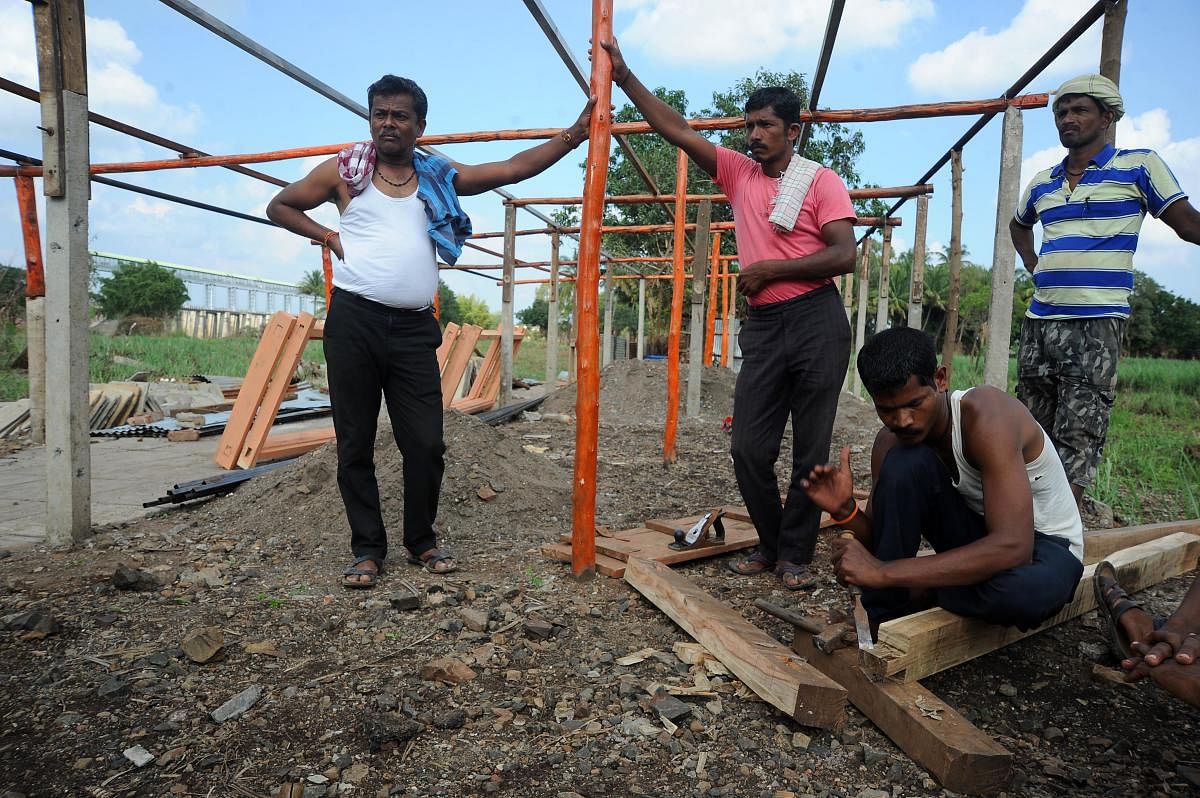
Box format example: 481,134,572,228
337,142,376,197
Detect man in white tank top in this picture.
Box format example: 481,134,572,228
267,75,594,587
800,328,1085,631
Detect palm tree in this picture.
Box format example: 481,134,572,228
297,269,326,316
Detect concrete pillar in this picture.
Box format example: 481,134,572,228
205,283,214,309
602,268,614,367
851,240,870,398
500,203,516,408
35,0,91,544
942,150,964,374
984,106,1024,389
908,196,929,330
636,278,646,360
25,298,45,444
875,225,892,334
545,232,560,385
686,200,712,418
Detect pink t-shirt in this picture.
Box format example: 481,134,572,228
715,146,856,306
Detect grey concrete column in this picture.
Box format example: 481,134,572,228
602,268,614,367
875,225,892,334
851,240,870,398
500,203,516,408
545,232,560,385
636,278,646,360
984,106,1024,389
26,297,45,444
686,200,712,418
908,196,929,329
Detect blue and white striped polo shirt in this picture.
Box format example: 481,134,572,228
1013,143,1186,320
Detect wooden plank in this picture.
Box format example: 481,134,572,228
574,521,758,565
624,557,846,729
236,313,315,469
308,320,323,340
214,311,295,468
792,634,1012,795
257,427,336,462
436,322,461,372
1084,520,1200,564
451,330,524,413
541,543,625,578
861,532,1200,682
440,324,482,409
685,499,866,532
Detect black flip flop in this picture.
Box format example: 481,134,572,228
726,549,776,576
343,555,383,589
1093,560,1138,659
776,561,818,591
408,548,458,574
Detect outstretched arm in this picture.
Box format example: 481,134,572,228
600,39,717,178
266,158,345,260
452,98,596,196
1159,198,1200,245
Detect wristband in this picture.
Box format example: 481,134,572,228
830,502,859,526
322,230,339,247
561,129,578,148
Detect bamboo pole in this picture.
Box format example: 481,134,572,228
851,240,871,398
907,196,929,329
664,148,688,464
0,95,1051,179
505,184,935,206
14,176,45,444
984,107,1024,390
570,0,613,579
875,224,892,334
686,201,712,418
704,232,722,366
501,204,517,408
545,232,560,385
942,149,964,377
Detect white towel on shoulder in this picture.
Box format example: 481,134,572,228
768,155,822,233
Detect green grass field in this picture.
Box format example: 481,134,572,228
0,326,1194,523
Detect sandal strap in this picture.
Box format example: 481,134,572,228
343,566,378,578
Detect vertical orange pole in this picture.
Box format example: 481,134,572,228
14,177,45,297
703,231,721,366
321,245,333,312
721,262,731,367
433,286,440,320
662,148,688,464
570,0,614,579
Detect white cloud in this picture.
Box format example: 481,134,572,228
908,0,1099,98
1018,109,1200,301
128,197,171,219
618,0,933,67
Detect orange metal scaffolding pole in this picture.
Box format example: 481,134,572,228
13,176,44,297
663,148,688,464
570,0,613,579
704,232,721,367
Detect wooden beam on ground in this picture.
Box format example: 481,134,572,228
793,634,1012,795
1083,519,1200,564
257,427,336,462
623,557,847,729
541,543,625,578
861,531,1200,683
215,312,296,468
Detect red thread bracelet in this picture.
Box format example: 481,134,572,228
322,230,339,246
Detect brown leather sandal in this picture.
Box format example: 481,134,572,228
726,549,776,576
1094,560,1138,659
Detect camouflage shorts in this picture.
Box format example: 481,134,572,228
1015,317,1125,488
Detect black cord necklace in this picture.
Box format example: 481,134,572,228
376,167,416,188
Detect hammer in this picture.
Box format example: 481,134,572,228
754,598,858,654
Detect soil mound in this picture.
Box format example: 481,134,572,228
541,359,738,423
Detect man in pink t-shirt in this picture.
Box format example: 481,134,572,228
602,40,857,590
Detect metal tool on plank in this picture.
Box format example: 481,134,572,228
754,598,858,654
670,507,725,550
840,532,875,651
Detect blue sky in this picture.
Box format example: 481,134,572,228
1,0,1198,315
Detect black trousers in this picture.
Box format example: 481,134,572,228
323,288,445,562
730,284,851,565
865,444,1084,631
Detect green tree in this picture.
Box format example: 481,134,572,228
297,269,326,315
517,296,549,331
437,279,463,326
95,259,188,319
458,293,498,329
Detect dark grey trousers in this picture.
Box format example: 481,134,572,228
730,284,851,565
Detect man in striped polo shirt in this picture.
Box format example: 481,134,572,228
1010,74,1200,510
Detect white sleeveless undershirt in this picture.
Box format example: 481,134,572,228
949,389,1084,561
335,180,436,309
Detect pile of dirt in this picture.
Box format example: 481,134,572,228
541,360,739,423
